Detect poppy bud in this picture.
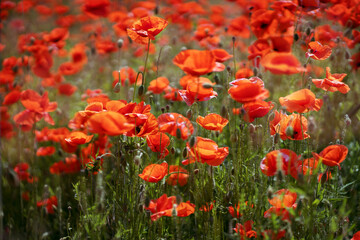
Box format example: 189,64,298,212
226,66,231,73
134,155,141,166
267,186,273,199
113,82,121,93
194,169,199,174
249,124,256,134
320,172,328,184
277,171,283,181
268,111,275,122
294,33,299,41
189,136,196,148
231,168,235,175
310,36,315,42
117,38,124,48
230,133,238,143
221,106,228,118
166,105,170,112
176,128,182,139
253,67,258,76
202,83,213,89
171,147,175,155
232,36,236,44
138,85,144,97
344,114,351,126
296,198,303,213
224,27,228,32
215,131,220,137
186,109,193,120
161,107,165,113
257,73,263,79
182,148,188,158
174,91,178,99
172,204,177,217
345,50,351,60
30,36,36,45
274,133,280,144
306,27,311,36
91,47,96,55
12,65,18,74
285,126,294,137
176,195,182,205
214,75,220,84
145,197,150,207
154,6,159,15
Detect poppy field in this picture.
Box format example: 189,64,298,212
1,0,360,239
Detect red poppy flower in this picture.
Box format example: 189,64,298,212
36,146,56,156
279,89,323,113
14,163,31,182
37,196,58,214
228,77,269,104
59,62,81,75
210,49,233,62
196,113,228,132
3,89,21,105
58,83,78,96
306,41,332,60
146,132,170,159
184,137,229,166
158,113,194,140
112,67,141,87
312,67,349,94
261,52,304,75
264,189,297,221
139,162,168,183
173,50,216,76
166,165,189,186
313,144,348,168
351,231,360,240
145,194,195,221
178,77,217,106
127,16,168,45
260,149,300,179
240,100,274,123
228,16,250,38
148,77,169,94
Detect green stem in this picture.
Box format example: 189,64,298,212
142,38,151,86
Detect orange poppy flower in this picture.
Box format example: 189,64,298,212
272,111,309,141
351,231,360,240
228,77,269,104
166,165,189,186
313,144,348,168
173,49,216,76
184,137,229,166
228,16,250,38
233,220,257,240
139,162,168,183
240,100,274,123
312,67,349,94
163,87,183,101
178,77,218,106
260,149,300,179
65,131,93,146
211,49,233,62
146,132,170,159
87,111,135,136
148,77,169,94
158,113,194,140
235,67,254,79
58,83,78,96
279,89,323,113
36,146,56,156
127,16,168,45
59,62,81,75
264,189,297,221
196,113,229,132
112,67,141,87
145,194,195,221
306,41,332,60
261,52,304,75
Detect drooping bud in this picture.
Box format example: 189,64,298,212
189,136,196,148
138,85,144,97
117,38,124,48
182,148,188,158
305,27,311,36
113,82,121,93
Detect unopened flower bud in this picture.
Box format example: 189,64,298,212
194,169,199,175
113,82,121,93
285,126,294,137
134,155,141,166
214,75,220,84
161,107,165,113
230,133,238,143
221,106,228,118
182,148,188,158
189,136,196,148
138,85,144,97
166,105,170,112
202,83,213,89
306,27,311,36
294,33,299,41
249,124,256,134
186,109,192,120
117,38,124,48
171,147,175,155
176,128,182,139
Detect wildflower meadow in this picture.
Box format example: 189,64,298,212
1,0,360,239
